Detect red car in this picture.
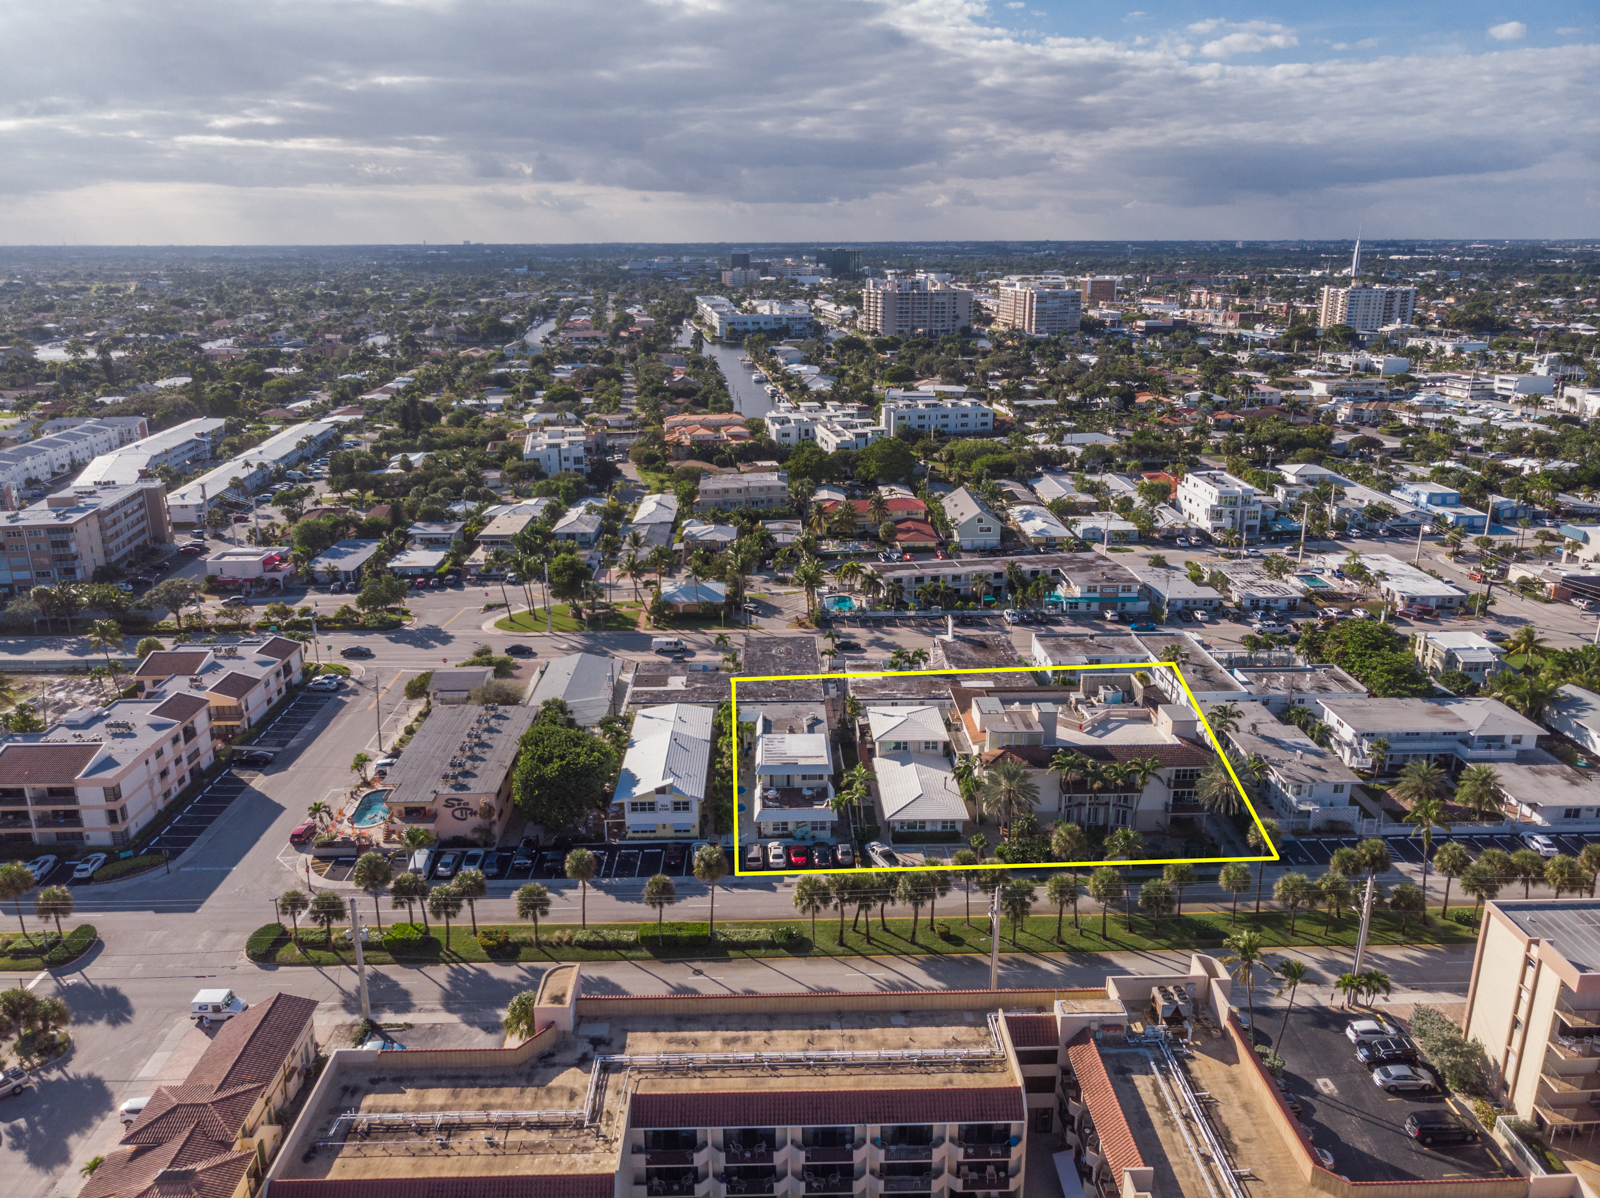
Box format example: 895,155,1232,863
786,844,809,868
178,544,206,556
289,821,315,845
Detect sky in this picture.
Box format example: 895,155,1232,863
0,0,1597,245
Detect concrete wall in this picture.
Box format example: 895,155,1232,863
574,987,1106,1019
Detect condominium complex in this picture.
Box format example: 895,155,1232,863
73,417,226,487
0,481,172,594
167,418,342,523
0,417,148,499
879,395,995,438
695,296,814,339
1175,470,1263,541
992,278,1082,336
860,276,974,337
1317,284,1418,332
695,470,789,513
522,427,588,476
1078,276,1119,303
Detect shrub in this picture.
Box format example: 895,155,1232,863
476,929,515,955
312,833,338,848
1409,1004,1490,1095
404,671,434,700
92,855,166,882
247,923,287,960
573,928,638,949
382,922,426,952
1450,908,1481,928
44,924,95,966
1254,1046,1285,1077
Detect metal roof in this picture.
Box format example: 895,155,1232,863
615,703,713,804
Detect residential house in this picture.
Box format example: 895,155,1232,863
552,502,603,548
1175,470,1263,542
1414,631,1507,684
1548,685,1600,759
1120,560,1223,614
1226,718,1360,828
613,703,713,838
1391,480,1488,532
426,668,493,705
748,713,837,842
1316,696,1545,772
307,539,382,584
657,578,726,613
1012,505,1072,548
408,521,466,548
1215,562,1305,611
865,706,967,839
527,652,618,727
941,486,1003,550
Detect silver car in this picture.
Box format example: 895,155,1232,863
1373,1064,1438,1094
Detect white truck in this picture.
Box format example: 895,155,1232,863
191,988,248,1026
651,637,687,654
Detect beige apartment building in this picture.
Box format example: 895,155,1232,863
993,279,1082,336
1317,283,1418,332
860,276,973,337
0,481,171,595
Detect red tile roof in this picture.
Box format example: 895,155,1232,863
150,693,210,723
80,1136,251,1198
1004,1013,1059,1048
0,742,99,785
136,651,212,679
1065,1030,1142,1184
268,1179,616,1198
254,636,302,662
187,992,318,1091
208,672,260,701
630,1086,1023,1129
892,520,940,545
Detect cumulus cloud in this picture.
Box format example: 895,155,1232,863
1488,21,1527,41
0,0,1594,242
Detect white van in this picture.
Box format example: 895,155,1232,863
651,637,687,654
408,848,435,876
191,988,248,1025
119,1096,150,1124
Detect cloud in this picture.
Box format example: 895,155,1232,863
0,0,1594,242
1488,20,1527,41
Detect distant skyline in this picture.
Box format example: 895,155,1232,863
2,1,1597,245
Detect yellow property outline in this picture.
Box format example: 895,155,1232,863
729,662,1280,876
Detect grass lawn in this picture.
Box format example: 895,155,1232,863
0,925,97,971
653,612,743,631
247,906,1478,967
496,604,641,633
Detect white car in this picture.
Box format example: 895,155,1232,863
307,675,342,691
22,856,56,884
766,841,787,868
72,853,108,880
866,841,901,868
119,1096,150,1124
1373,1064,1438,1094
1526,834,1560,858
373,757,398,773
1345,1019,1401,1045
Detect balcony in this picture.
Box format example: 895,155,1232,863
878,1146,934,1162
640,1150,696,1167
803,1176,856,1195
211,705,244,724
879,1178,933,1194
723,1148,774,1166
642,1183,698,1197
724,1181,774,1197
39,814,83,829
806,1147,858,1165
959,1146,1013,1163
1543,1067,1600,1094
1556,995,1600,1028
1549,1036,1600,1061
954,1174,1014,1193
0,816,32,830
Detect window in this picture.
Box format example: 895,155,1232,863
672,800,692,812
1511,735,1524,745
920,741,942,752
158,768,170,782
1169,768,1200,783
940,820,959,831
629,800,655,813
1565,808,1582,820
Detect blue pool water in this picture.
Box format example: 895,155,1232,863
826,595,856,611
1299,575,1332,589
351,790,392,827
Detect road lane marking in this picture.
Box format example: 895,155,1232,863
26,971,47,990
441,607,470,628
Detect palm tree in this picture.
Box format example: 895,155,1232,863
1453,765,1503,823
1247,817,1280,917
1402,791,1450,917
35,884,72,941
1207,702,1243,739
979,758,1039,829
792,875,831,944
516,883,551,946
86,619,123,668
352,852,393,934
278,888,311,944
1087,867,1123,939
792,555,825,615
564,848,597,929
999,879,1036,945
1273,957,1310,1045
1222,930,1264,1037
390,871,429,933
642,873,678,943
1049,822,1089,928
1195,749,1254,839
1505,625,1549,664
1433,842,1472,919
1218,862,1252,925
693,842,729,940
427,884,463,947
1273,872,1314,935
1045,872,1078,943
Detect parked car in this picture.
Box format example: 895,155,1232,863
117,1095,149,1122
836,844,856,868
766,841,787,868
1372,1064,1438,1094
1129,621,1157,631
811,843,833,869
1481,628,1507,642
1356,1036,1420,1067
72,853,108,880
745,842,765,870
505,644,535,656
235,750,273,768
372,757,398,773
307,675,341,691
1176,609,1196,623
1404,1112,1479,1147
835,640,863,651
220,595,250,608
786,844,809,868
0,1067,30,1099
866,841,899,868
340,645,374,658
433,852,459,880
1345,1019,1401,1045
289,821,316,845
1527,833,1560,858
664,842,687,869
461,849,484,873
22,856,56,884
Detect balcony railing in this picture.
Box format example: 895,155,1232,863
723,1148,774,1165
643,1183,697,1197
960,1146,1013,1162
806,1147,857,1164
803,1177,855,1195
880,1178,933,1194
640,1150,697,1167
1542,1067,1600,1093
879,1146,933,1162
1548,1036,1600,1061
0,816,31,830
955,1176,1014,1193
1556,995,1600,1026
724,1182,775,1197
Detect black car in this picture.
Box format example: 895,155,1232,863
340,645,374,658
1404,1113,1479,1147
835,640,863,651
1357,1036,1420,1067
233,751,273,768
811,844,833,869
505,644,535,657
664,843,687,869
540,851,565,875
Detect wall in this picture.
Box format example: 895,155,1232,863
574,987,1105,1019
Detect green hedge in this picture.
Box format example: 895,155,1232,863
94,855,166,882
44,924,96,966
247,923,287,960
645,922,800,949
382,922,425,952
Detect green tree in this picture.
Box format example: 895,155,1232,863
455,868,488,934
565,848,597,929
350,752,373,785
85,619,123,668
978,758,1039,828
1163,862,1196,917
427,884,463,946
35,884,72,939
134,635,164,660
1222,930,1265,1035
309,889,348,946
693,842,729,940
1139,878,1175,934
793,875,831,945
1247,818,1280,916
1318,870,1354,930
1433,842,1472,919
1273,958,1310,1047
999,879,1036,945
1548,854,1587,900
1453,765,1503,823
1087,867,1123,939
0,863,37,945
1045,873,1078,943
512,722,618,828
642,873,678,943
277,888,310,944
1388,882,1425,933
504,990,541,1040
1218,862,1253,925
390,871,429,933
1273,872,1314,935
949,849,982,926
547,552,593,605
1049,822,1088,929
352,852,393,934
516,883,551,946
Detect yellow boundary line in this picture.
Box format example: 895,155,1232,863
729,662,1279,877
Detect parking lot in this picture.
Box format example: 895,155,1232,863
1272,1004,1512,1183
1278,830,1600,868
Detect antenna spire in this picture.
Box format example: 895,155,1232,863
1350,227,1362,280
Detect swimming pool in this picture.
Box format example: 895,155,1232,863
1298,575,1333,590
351,790,392,827
826,595,856,612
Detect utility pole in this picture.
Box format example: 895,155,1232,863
544,560,552,635
1351,873,1378,976
349,897,371,1023
988,886,1001,992
373,675,384,753
1413,520,1430,564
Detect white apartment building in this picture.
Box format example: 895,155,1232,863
73,417,226,488
879,395,995,438
1441,374,1496,403
1227,718,1359,826
1494,373,1557,400
167,419,342,524
614,703,712,838
813,417,884,453
993,278,1082,336
0,686,215,848
522,428,587,477
694,470,788,513
1175,470,1263,541
1315,696,1544,772
694,296,813,339
860,276,973,337
750,724,836,840
0,482,172,594
867,706,966,837
1317,284,1417,331
0,418,149,496
761,411,815,448
132,637,306,742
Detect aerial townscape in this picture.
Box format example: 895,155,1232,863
2,5,1599,1198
